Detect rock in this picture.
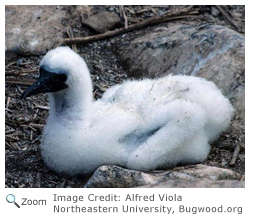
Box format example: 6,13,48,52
5,5,92,59
84,164,243,188
141,179,244,188
84,165,157,188
82,12,120,33
5,6,68,56
170,164,241,180
115,23,245,121
5,5,93,61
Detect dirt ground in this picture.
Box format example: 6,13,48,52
5,5,245,188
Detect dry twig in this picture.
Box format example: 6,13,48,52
29,123,44,129
61,178,68,188
229,144,241,166
119,5,128,29
5,68,39,76
35,172,41,188
5,79,35,86
125,7,135,15
67,27,77,52
136,8,150,14
215,5,240,31
6,97,11,109
33,104,50,110
5,135,20,141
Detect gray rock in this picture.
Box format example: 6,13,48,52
5,6,68,56
84,165,157,188
141,179,244,188
82,12,120,33
84,164,243,188
168,164,242,180
115,23,245,121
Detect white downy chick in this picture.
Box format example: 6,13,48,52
22,47,234,175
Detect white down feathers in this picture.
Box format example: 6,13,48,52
38,47,234,175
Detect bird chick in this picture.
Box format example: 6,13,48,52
22,47,234,176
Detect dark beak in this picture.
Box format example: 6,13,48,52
21,68,68,99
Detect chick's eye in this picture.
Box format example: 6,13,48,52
57,74,67,82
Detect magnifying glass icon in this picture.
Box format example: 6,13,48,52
6,194,20,208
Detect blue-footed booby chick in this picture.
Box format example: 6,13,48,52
21,47,234,176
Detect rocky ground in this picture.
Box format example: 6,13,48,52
5,5,245,188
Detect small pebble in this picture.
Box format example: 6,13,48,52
16,58,23,67
221,161,228,166
73,28,79,33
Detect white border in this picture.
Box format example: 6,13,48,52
2,1,250,221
